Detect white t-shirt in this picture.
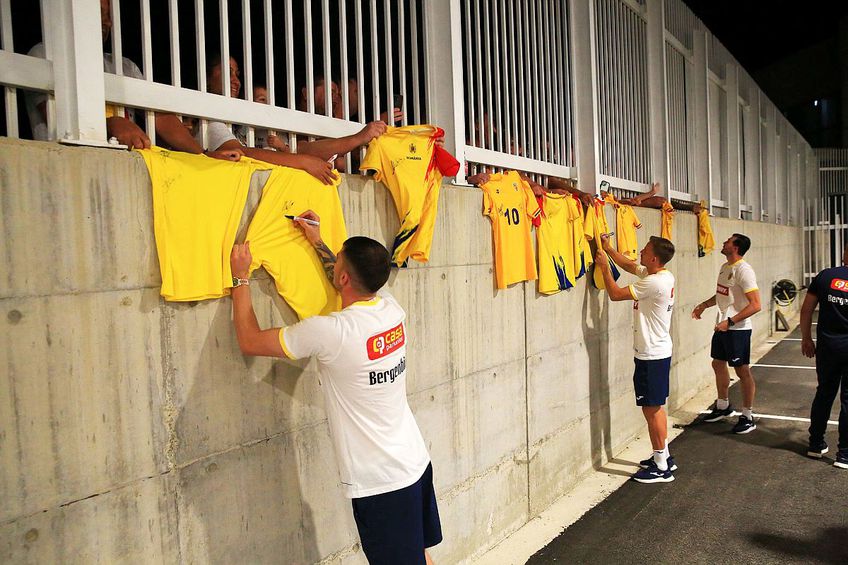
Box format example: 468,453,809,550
24,43,144,141
715,259,758,331
628,266,675,360
196,121,239,152
280,292,430,498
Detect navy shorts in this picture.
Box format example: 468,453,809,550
351,463,442,565
711,329,752,367
633,357,671,406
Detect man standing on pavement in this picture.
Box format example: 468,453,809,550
800,245,848,469
229,210,441,564
693,234,762,433
596,234,677,483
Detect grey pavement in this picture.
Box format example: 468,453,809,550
528,325,847,565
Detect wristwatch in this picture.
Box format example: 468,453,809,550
232,277,250,288
727,317,736,327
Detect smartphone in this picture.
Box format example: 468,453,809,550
392,93,404,110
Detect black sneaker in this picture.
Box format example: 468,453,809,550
732,415,756,434
703,404,734,422
807,441,829,458
835,450,848,469
639,455,678,471
632,463,674,483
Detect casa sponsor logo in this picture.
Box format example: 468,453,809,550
367,322,405,360
716,284,730,296
369,356,406,385
830,278,848,292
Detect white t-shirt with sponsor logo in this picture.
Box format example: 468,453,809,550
715,259,758,331
628,266,675,360
280,292,430,498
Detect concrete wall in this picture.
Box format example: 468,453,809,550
0,139,803,564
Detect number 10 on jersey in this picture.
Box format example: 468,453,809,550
503,207,520,225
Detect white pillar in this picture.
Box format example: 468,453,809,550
725,63,740,219
49,0,108,144
569,0,600,195
423,0,466,183
690,28,710,207
645,0,668,195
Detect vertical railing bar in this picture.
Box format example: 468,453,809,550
542,0,554,163
39,0,56,138
304,0,315,113
515,0,527,156
473,0,485,149
383,0,393,124
410,0,421,124
4,88,18,138
563,0,574,165
322,0,332,117
508,0,519,155
0,0,13,51
549,0,561,165
464,0,476,147
355,0,366,162
195,0,206,92
370,0,380,121
500,0,511,154
629,10,637,182
339,0,351,171
482,0,494,150
284,0,295,109
140,0,155,141
397,0,407,126
169,0,181,87
528,0,538,160
491,0,503,153
242,0,253,103
111,0,123,77
220,0,231,101
264,0,275,106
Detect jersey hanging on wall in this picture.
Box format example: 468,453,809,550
616,204,642,259
583,197,621,290
661,201,675,240
140,147,263,302
360,125,460,266
480,171,542,289
697,205,715,257
245,167,347,319
535,193,575,294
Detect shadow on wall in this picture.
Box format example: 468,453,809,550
584,269,616,472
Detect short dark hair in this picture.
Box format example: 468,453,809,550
731,233,751,256
342,237,391,293
649,236,675,264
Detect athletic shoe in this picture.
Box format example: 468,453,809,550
639,455,678,471
806,441,829,458
703,404,734,422
732,415,757,434
632,463,674,484
835,450,848,469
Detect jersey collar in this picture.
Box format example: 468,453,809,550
349,296,381,307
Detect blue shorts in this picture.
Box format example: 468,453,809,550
711,329,752,367
351,463,442,565
633,357,671,406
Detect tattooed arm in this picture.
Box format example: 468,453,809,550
293,210,337,285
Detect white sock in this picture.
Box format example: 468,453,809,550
742,407,753,419
653,450,668,471
716,398,730,410
662,442,670,458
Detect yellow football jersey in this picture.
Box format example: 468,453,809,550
139,146,262,301
360,125,447,266
584,198,621,290
481,171,542,289
245,167,347,318
568,197,589,280
536,193,575,294
661,201,675,240
697,206,715,257
616,205,642,259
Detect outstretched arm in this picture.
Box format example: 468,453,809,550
229,243,286,357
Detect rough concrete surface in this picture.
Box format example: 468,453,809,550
0,139,804,564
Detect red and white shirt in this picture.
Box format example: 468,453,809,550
279,292,430,498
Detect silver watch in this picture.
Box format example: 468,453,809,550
232,277,250,288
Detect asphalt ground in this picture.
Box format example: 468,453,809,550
528,325,847,565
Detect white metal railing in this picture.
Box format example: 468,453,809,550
459,0,575,181
0,0,820,227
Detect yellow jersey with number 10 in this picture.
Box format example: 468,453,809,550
481,171,542,289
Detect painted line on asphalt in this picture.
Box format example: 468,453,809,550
698,410,838,426
752,363,816,370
